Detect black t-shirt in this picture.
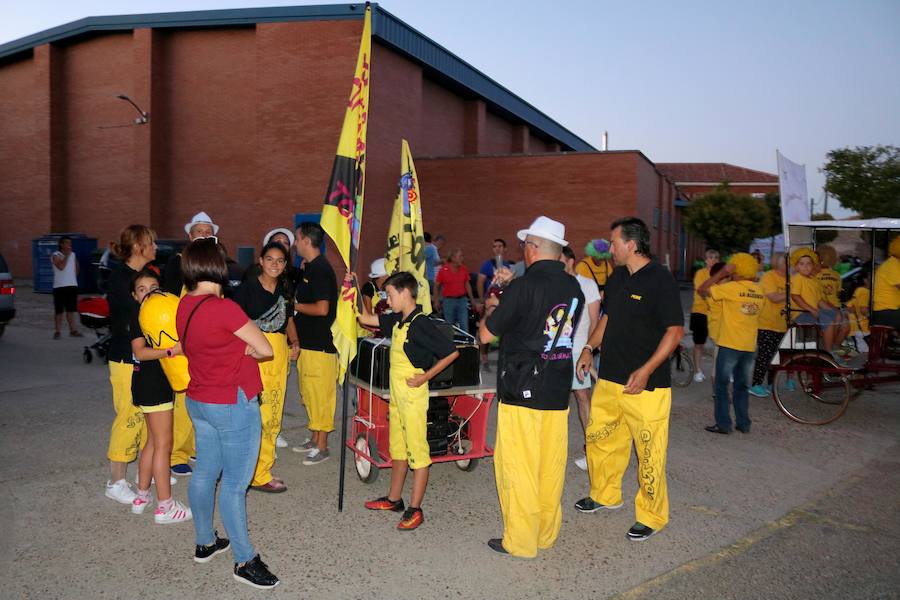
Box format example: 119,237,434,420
107,263,140,363
293,254,337,353
129,310,174,406
599,260,683,390
233,275,290,334
162,254,183,295
378,306,457,370
486,260,584,410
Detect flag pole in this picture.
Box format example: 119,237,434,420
337,268,360,512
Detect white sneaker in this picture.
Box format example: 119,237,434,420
154,499,193,524
693,372,706,383
105,479,137,505
574,456,588,471
291,439,317,454
275,435,288,449
132,492,152,514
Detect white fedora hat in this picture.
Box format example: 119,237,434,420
369,258,388,278
263,227,295,248
184,211,219,236
517,216,568,247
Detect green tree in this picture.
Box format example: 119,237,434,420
811,212,838,243
822,145,900,218
685,187,771,254
763,192,783,237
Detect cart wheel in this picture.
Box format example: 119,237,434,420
453,439,478,472
670,348,694,388
354,435,379,484
83,348,93,364
772,353,851,425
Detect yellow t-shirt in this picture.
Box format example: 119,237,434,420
873,256,900,311
791,274,821,315
707,292,723,342
758,270,787,333
847,286,870,334
710,280,765,352
692,267,711,315
815,267,841,307
575,258,612,289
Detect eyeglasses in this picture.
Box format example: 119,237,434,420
520,240,539,250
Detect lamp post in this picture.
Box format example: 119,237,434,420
115,94,149,125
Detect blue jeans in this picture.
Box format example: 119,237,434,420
187,388,261,564
714,347,754,432
442,297,469,334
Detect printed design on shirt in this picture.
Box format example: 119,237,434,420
738,289,765,315
255,296,287,333
638,429,656,500
586,417,621,443
630,294,642,300
541,299,580,358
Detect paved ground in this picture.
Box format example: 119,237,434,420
1,284,898,599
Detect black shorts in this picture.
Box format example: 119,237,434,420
53,286,78,314
872,309,900,332
689,312,708,345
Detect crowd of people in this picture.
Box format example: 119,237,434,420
87,207,899,587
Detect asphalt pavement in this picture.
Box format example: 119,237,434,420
0,284,897,599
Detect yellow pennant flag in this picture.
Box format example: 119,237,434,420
384,140,432,314
321,6,371,383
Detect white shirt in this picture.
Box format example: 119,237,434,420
573,274,601,350
52,251,78,288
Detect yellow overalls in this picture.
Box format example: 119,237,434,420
252,331,289,486
388,315,432,469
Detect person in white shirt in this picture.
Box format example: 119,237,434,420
51,235,82,339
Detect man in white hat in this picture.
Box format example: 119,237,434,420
478,216,584,558
161,211,219,476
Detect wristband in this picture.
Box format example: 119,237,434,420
165,348,174,358
583,344,594,353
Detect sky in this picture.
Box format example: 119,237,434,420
3,0,899,218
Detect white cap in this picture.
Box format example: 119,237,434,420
369,258,388,278
263,227,295,248
517,216,568,247
184,211,219,236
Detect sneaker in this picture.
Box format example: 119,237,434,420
397,507,424,530
487,538,509,555
748,385,770,398
693,371,706,383
171,463,192,476
291,439,317,454
234,555,280,590
705,424,730,434
132,491,152,514
302,448,329,465
275,435,288,449
574,497,623,513
154,499,193,524
194,532,230,563
105,479,137,505
364,496,405,512
574,456,588,471
627,522,657,541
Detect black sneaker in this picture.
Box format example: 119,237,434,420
574,497,624,513
487,538,508,555
627,522,657,541
194,532,230,563
233,555,280,590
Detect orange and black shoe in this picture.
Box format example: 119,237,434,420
397,507,424,531
364,496,405,512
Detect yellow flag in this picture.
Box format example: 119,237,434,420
384,140,432,314
320,6,371,383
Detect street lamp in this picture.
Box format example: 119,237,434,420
115,94,149,125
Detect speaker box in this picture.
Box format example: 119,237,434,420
350,334,481,390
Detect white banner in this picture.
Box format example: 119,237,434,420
776,150,810,247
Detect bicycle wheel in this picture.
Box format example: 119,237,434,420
772,353,851,425
670,348,694,388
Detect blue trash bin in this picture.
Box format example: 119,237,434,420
32,234,98,294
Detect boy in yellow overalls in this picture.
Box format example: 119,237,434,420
354,272,459,530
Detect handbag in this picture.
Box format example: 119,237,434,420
499,309,567,405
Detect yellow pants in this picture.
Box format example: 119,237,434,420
107,360,146,463
388,371,432,470
253,332,289,486
169,391,195,466
298,349,337,433
494,403,568,558
586,378,671,531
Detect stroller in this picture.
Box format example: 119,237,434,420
78,296,110,364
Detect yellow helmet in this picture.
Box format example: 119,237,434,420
790,248,819,268
728,252,759,279
138,291,190,392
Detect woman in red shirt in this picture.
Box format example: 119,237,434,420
175,238,279,590
434,248,479,333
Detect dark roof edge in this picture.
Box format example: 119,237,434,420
0,3,595,152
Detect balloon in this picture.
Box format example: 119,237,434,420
138,290,190,392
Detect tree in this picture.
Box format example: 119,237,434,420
822,145,900,218
685,187,771,254
811,212,838,243
763,192,783,237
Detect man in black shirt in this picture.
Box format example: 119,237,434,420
291,222,338,464
574,217,683,541
479,216,584,558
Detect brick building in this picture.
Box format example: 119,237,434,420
0,4,682,279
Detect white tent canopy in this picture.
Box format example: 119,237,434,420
787,218,900,246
